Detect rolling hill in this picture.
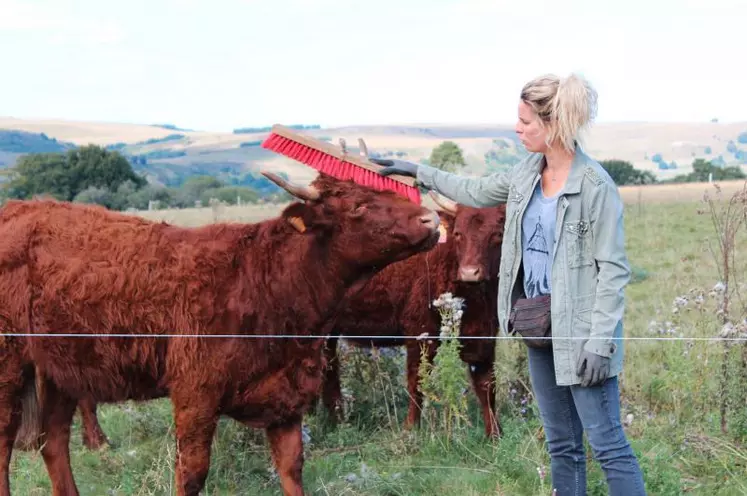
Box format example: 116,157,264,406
1,117,745,188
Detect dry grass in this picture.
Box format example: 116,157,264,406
619,179,747,204
132,180,747,228
131,202,290,226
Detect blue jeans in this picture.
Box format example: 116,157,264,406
528,346,646,496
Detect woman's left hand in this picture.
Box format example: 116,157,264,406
576,350,610,387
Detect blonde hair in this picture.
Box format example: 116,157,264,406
520,73,598,153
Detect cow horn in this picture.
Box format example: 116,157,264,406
261,171,320,201
358,138,369,157
428,191,458,214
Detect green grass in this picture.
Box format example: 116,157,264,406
9,193,747,495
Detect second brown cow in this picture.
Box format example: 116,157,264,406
322,193,507,438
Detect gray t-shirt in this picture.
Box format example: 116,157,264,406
521,181,560,298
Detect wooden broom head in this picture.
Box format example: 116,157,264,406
265,124,418,188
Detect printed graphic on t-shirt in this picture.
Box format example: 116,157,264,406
521,182,558,298
525,218,550,297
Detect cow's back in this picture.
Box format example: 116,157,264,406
0,200,253,401
0,201,41,342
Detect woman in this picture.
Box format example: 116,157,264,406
370,73,646,495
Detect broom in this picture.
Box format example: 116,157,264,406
261,124,422,204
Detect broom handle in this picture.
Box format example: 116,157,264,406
269,124,418,187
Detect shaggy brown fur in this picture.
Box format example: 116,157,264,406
0,173,440,496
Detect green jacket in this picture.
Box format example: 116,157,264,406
416,144,630,386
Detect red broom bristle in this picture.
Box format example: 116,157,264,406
262,133,421,204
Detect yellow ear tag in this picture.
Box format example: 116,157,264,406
438,223,448,243
288,216,306,233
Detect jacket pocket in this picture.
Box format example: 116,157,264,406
565,220,593,268
572,293,594,330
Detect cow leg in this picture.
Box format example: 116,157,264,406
40,380,80,496
321,338,342,422
266,419,305,496
171,395,219,496
78,397,109,450
404,342,436,430
0,353,23,496
469,360,502,439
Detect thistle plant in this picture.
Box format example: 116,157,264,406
417,292,471,442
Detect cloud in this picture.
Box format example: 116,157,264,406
0,0,124,44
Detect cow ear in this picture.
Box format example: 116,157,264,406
436,212,454,244
281,203,316,234
287,216,307,233
281,202,336,235
439,211,454,232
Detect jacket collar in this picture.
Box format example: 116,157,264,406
527,141,588,196
562,142,589,195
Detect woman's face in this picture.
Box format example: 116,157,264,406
515,100,548,153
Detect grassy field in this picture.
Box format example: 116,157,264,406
8,180,747,495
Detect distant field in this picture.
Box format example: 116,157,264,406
2,117,745,185
0,117,205,146
133,179,747,227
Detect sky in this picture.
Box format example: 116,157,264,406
0,0,745,132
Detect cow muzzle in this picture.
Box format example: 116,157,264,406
458,265,484,282
419,211,440,232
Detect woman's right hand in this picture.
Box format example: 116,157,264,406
358,138,419,178
371,158,419,178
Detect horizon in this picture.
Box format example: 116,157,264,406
1,0,744,132
3,115,746,137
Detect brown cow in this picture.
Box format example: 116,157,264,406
0,172,441,496
321,193,507,438
52,198,509,449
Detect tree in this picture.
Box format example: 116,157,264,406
181,175,224,201
667,158,746,183
691,158,745,181
429,141,466,172
599,159,657,186
2,145,146,201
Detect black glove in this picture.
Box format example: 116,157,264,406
357,138,419,178
370,158,419,178
575,350,610,387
